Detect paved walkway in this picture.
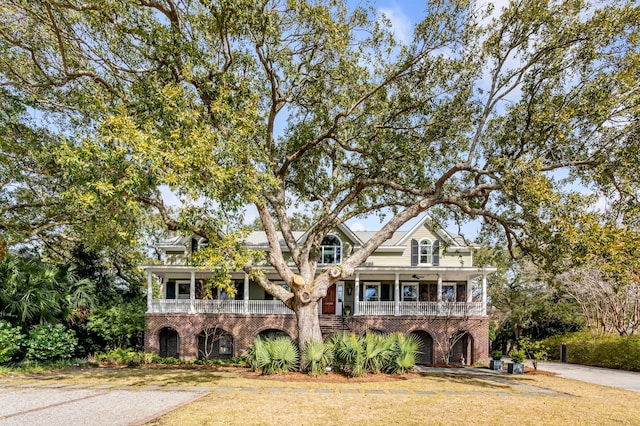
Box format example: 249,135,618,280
0,386,206,426
535,361,640,392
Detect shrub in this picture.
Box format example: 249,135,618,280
330,332,400,377
331,333,367,377
243,335,268,372
490,350,503,360
388,333,420,374
510,349,526,364
95,349,146,366
25,324,78,361
0,320,25,364
304,340,334,376
519,338,549,370
242,335,299,375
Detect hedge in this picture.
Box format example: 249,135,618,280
541,332,640,372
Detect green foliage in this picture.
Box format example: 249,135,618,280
331,333,367,377
543,332,640,372
25,324,78,362
509,349,526,364
491,350,503,360
95,349,148,367
86,302,145,350
485,248,584,353
153,356,182,365
243,335,267,372
304,340,334,376
388,333,420,374
330,332,415,377
0,320,24,364
1,0,638,350
242,336,299,375
519,337,549,370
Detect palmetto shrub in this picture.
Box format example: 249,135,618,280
331,332,398,377
243,335,299,375
388,333,420,374
330,332,419,376
304,340,334,376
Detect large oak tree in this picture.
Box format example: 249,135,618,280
1,0,638,349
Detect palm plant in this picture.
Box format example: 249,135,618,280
242,335,268,371
0,256,63,325
331,332,365,376
304,340,334,376
362,332,394,374
262,336,299,375
242,335,299,375
388,333,420,374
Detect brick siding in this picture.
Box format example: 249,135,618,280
145,313,489,364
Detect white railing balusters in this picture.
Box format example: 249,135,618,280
148,300,483,316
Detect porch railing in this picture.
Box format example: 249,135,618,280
357,301,483,317
148,299,294,315
148,299,483,316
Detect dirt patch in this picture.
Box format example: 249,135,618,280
524,368,556,376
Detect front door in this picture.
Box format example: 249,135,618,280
322,284,336,314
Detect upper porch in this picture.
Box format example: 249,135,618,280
145,265,492,317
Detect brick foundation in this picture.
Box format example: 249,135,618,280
145,313,489,364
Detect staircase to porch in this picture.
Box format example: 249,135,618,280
319,315,351,335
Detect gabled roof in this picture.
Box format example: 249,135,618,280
296,222,364,247
155,214,473,252
244,231,306,248
395,214,469,248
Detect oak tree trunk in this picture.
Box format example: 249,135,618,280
294,300,323,371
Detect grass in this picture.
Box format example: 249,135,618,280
1,366,639,425
148,374,640,426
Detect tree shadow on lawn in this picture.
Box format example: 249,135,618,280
416,371,514,390
24,365,236,386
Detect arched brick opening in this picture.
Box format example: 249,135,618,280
410,330,434,365
450,331,474,365
257,328,292,339
158,327,180,358
197,327,233,360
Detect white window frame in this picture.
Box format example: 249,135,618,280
364,282,381,302
401,282,418,301
176,281,191,300
442,282,456,302
419,238,433,265
319,234,342,265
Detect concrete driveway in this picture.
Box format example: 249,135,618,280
536,361,640,392
0,386,206,426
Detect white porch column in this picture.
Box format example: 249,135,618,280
482,273,487,315
354,272,360,315
190,270,195,313
243,273,250,314
146,270,153,312
394,273,400,316
467,277,472,303
437,273,443,315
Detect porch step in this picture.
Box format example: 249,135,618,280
319,315,351,335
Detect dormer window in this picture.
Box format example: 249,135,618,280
319,234,342,265
411,238,440,266
419,239,433,265
191,237,209,252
